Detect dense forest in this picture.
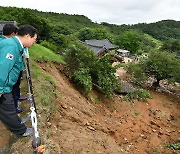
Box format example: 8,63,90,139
0,6,179,96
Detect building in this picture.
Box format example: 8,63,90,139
116,49,130,57
81,39,118,56
114,49,130,62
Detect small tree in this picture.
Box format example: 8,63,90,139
77,27,111,41
115,30,141,54
91,54,119,96
73,68,92,95
127,51,180,88
65,42,119,96
142,51,180,86
64,42,96,78
77,27,95,41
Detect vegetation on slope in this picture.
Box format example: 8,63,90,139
28,44,65,107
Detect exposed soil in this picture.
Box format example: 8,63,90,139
0,63,180,154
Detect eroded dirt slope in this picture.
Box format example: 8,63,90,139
1,63,179,154
39,64,180,154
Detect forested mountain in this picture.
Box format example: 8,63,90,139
132,20,180,40
101,20,180,41
0,6,179,41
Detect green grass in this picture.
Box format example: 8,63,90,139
22,44,65,108
29,44,65,64
29,59,58,106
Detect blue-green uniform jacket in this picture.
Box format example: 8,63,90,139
0,35,6,41
0,36,24,94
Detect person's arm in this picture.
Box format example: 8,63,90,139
0,46,16,94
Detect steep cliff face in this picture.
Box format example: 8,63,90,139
0,63,180,154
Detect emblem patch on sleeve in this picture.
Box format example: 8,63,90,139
6,53,14,60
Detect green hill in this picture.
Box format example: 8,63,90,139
0,6,179,41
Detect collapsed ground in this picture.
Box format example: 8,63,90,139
0,63,180,154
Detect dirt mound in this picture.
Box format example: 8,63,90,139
2,63,180,154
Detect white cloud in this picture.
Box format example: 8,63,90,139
0,0,179,25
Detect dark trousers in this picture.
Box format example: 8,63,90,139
12,71,22,108
0,93,26,135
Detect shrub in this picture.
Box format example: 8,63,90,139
125,62,147,85
91,54,119,97
124,88,151,101
65,42,119,96
73,68,92,95
166,143,180,150
64,42,96,78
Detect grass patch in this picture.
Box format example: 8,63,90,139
20,44,64,116
29,44,65,64
29,59,58,106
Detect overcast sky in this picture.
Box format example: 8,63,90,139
0,0,180,25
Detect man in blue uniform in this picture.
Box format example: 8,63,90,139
0,23,25,113
0,25,37,137
0,23,18,41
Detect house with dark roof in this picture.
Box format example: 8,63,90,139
0,21,18,34
81,39,118,56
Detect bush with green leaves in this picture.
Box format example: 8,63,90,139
124,88,151,101
161,39,180,54
126,62,147,86
141,51,180,86
91,54,119,96
64,42,96,78
73,68,92,95
65,42,119,96
166,143,180,150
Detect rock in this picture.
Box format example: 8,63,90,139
175,138,180,143
87,126,96,131
61,104,68,109
150,120,160,127
47,122,52,127
165,129,171,136
159,129,164,135
140,134,146,139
